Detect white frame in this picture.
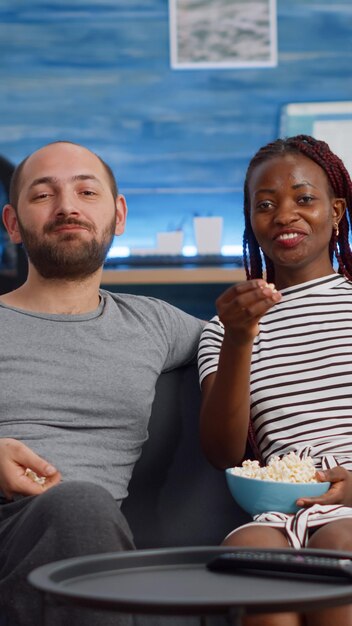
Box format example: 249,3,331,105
280,101,352,176
169,0,277,69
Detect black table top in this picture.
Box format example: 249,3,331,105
28,546,352,616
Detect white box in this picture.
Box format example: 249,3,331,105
156,231,184,255
193,216,223,255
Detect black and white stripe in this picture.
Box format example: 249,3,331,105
199,274,352,540
198,274,352,469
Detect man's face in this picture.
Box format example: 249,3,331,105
6,142,126,280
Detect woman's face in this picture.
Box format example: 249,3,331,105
248,153,345,288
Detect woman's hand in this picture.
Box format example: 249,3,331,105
296,467,352,508
0,438,61,500
216,279,282,346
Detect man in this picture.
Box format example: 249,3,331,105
0,141,204,626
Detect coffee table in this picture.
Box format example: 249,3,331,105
28,546,352,626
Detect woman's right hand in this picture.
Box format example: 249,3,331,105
216,279,282,345
0,438,61,500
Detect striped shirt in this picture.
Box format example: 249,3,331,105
198,274,352,546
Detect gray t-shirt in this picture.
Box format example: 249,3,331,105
0,290,204,502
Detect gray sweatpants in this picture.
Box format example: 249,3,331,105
0,481,136,626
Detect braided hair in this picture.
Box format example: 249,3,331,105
243,134,352,283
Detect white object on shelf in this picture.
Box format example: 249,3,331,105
193,216,223,255
156,231,184,255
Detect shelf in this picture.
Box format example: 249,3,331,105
101,267,246,285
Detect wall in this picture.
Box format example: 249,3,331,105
0,0,351,254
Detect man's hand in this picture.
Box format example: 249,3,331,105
0,438,61,500
296,467,352,508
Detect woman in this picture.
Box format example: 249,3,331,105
198,135,352,626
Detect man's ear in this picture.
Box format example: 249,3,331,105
2,204,22,244
332,198,346,225
114,195,127,236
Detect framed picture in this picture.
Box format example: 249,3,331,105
169,0,277,69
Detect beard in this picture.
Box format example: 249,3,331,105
17,214,117,281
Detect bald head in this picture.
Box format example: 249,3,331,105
9,141,118,210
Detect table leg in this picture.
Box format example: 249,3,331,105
41,593,60,626
199,610,244,626
40,593,48,626
227,607,244,626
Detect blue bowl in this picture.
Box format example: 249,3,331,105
225,470,330,515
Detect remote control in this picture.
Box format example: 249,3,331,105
207,550,352,580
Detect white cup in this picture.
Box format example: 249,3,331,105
156,231,184,255
193,216,223,255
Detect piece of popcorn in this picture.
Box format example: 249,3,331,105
25,468,47,486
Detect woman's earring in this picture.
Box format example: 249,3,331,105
334,222,339,237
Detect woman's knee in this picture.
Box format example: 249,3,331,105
223,524,290,548
308,519,352,552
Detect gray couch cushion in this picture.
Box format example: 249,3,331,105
122,364,250,548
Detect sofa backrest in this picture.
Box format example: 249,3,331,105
121,363,250,548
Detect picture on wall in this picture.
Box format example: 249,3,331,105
169,0,277,69
280,101,352,177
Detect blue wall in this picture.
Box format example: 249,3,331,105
0,0,351,252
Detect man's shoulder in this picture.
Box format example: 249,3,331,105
101,289,204,331
102,288,195,315
101,289,172,312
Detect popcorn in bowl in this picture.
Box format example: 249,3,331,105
226,452,330,515
231,451,318,484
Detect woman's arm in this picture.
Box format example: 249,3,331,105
199,279,281,469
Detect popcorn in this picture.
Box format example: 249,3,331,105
24,468,47,486
231,452,317,483
266,283,278,293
